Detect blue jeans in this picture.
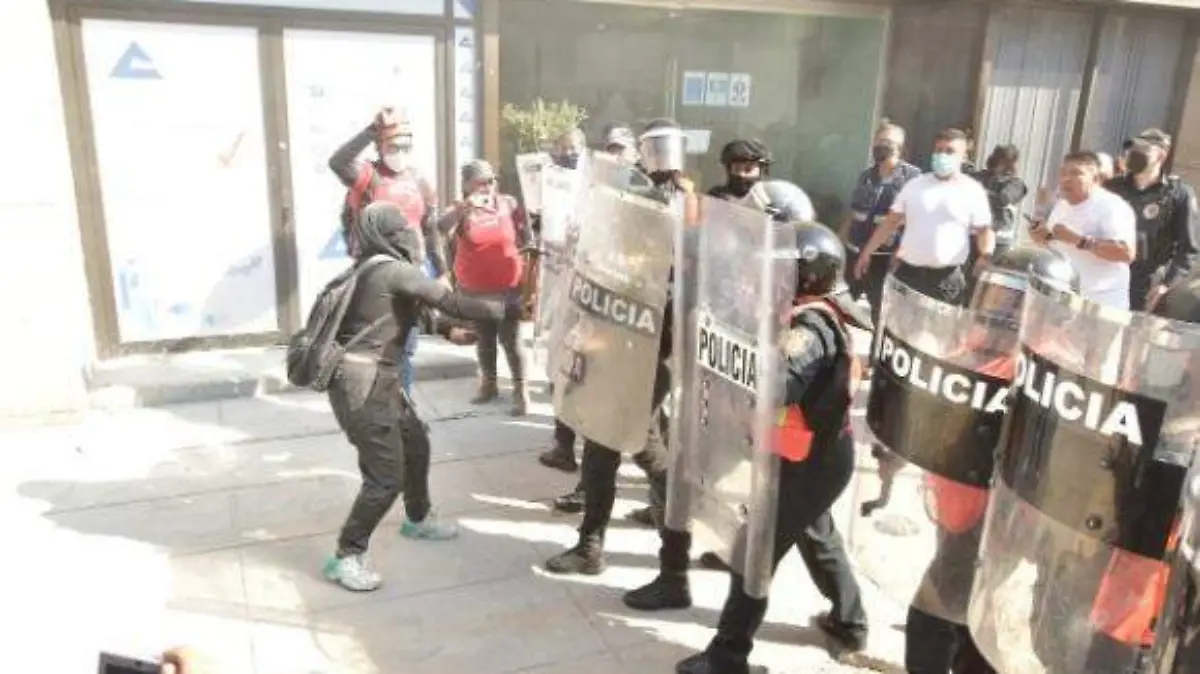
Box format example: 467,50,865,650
401,260,437,395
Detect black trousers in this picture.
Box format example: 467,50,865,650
656,510,866,634
894,262,968,307
906,607,994,674
799,512,869,632
578,413,670,538
329,359,432,557
704,435,856,668
554,418,576,449
469,289,525,382
576,364,672,540
846,253,892,325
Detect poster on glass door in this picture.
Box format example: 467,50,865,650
283,30,439,315
81,19,278,344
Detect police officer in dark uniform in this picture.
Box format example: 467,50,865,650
675,221,871,674
542,119,693,575
839,122,922,323
643,162,869,652
708,139,772,200
1106,128,1200,311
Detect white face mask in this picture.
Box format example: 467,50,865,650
383,151,410,173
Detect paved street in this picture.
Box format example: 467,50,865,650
0,379,907,674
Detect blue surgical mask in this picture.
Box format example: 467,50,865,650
931,152,962,177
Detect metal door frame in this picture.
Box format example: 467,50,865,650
49,0,469,358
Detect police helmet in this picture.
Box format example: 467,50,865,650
970,246,1079,328
791,222,847,296
638,118,687,175
720,139,773,169
742,180,815,223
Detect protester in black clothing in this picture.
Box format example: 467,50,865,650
1106,128,1200,310
322,202,514,593
968,145,1028,283
676,222,871,674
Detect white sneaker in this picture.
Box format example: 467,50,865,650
322,554,382,592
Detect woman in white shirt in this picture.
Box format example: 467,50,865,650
1031,151,1136,310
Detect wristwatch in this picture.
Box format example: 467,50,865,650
1077,236,1094,251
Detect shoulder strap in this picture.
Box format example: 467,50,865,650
336,255,394,349
790,299,861,396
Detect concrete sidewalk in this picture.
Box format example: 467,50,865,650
1,378,906,674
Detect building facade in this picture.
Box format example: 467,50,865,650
3,0,1199,421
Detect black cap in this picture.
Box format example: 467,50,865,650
720,139,773,167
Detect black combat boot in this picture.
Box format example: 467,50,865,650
624,528,692,610
538,444,577,472
626,503,664,528
539,422,578,472
675,652,756,674
551,483,585,514
699,551,732,571
543,532,605,575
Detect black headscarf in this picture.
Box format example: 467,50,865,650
354,202,421,262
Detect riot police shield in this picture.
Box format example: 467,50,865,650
850,275,1018,624
530,163,585,376
665,196,795,598
1150,460,1200,674
549,152,677,454
662,196,701,534
515,152,549,215
969,280,1200,674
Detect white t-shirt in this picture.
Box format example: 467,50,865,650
1047,189,1136,309
891,173,992,267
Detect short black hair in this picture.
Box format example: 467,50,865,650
934,127,969,144
1064,150,1101,170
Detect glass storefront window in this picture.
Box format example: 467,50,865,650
499,0,887,223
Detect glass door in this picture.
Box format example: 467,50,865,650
281,29,440,314
80,19,278,344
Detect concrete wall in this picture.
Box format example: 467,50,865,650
0,0,94,422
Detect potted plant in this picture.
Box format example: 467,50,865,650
501,98,588,154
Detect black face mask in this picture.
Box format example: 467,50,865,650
1126,150,1151,175
872,144,896,163
553,153,579,170
726,174,759,198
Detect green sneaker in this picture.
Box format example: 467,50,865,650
399,510,459,541
322,554,382,592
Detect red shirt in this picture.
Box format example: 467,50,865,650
369,171,427,232
453,195,524,293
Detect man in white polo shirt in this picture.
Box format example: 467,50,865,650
1031,151,1136,309
854,127,994,305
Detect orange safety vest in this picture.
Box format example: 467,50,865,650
1089,502,1183,646
772,300,860,463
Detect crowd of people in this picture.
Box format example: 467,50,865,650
136,107,1200,674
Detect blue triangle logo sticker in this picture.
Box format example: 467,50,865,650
110,42,161,80
320,228,348,260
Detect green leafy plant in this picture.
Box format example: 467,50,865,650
501,98,588,154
